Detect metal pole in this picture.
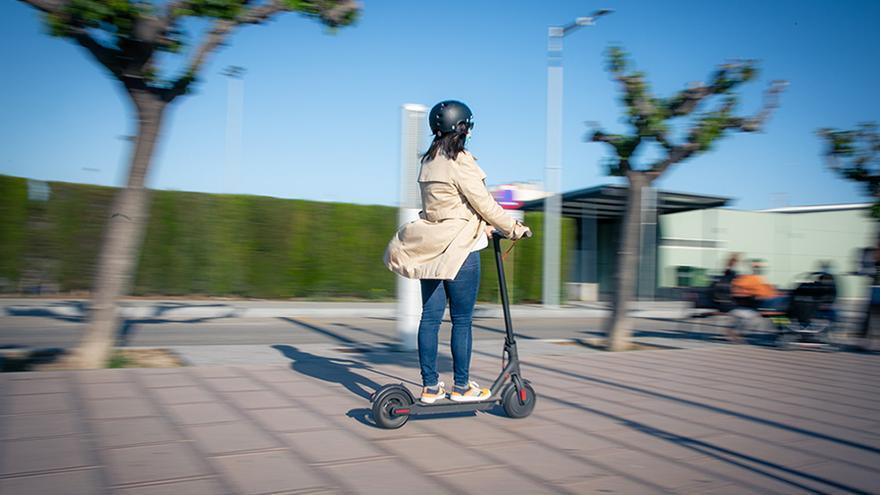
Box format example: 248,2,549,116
542,28,564,308
396,104,428,351
541,10,612,308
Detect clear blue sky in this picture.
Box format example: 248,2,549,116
2,0,878,209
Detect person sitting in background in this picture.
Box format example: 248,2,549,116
803,261,838,328
710,252,741,313
731,259,787,311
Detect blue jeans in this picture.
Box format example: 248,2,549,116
418,251,480,388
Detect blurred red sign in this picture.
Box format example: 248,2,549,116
493,188,522,210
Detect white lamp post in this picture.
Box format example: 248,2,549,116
543,9,613,308
396,104,428,350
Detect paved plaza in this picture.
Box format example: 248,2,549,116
1,340,878,494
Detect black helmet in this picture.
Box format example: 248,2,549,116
429,100,474,136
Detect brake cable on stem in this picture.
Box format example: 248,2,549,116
500,237,520,371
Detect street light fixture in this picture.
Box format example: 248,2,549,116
542,9,613,308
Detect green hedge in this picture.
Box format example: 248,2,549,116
0,175,574,302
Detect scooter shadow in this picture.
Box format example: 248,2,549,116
346,406,489,427
272,344,474,428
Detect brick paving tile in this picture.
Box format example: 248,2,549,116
320,458,450,495
696,433,828,468
6,378,68,395
92,417,180,449
478,441,608,484
203,377,263,392
282,428,384,463
379,435,495,474
103,442,211,486
439,465,561,495
220,389,294,410
786,438,880,468
187,421,281,455
557,474,669,495
140,373,197,389
802,460,880,494
246,369,305,383
515,423,627,455
152,385,215,405
1,412,80,440
8,393,71,414
0,436,91,475
687,458,834,494
594,449,747,492
80,382,141,400
247,407,335,432
190,367,243,379
213,451,327,494
420,415,522,446
73,369,133,384
85,397,159,420
5,371,70,380
621,413,727,439
114,477,229,495
0,468,102,495
269,378,348,398
165,401,242,425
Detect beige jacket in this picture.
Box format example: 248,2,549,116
384,151,528,280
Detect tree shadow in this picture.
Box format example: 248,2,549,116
475,346,880,456
279,317,455,372
3,300,237,348
272,344,387,399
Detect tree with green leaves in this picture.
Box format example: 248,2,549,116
19,0,360,368
817,123,880,218
588,47,787,351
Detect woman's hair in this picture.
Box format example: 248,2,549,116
421,122,470,164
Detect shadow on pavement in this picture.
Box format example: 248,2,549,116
3,300,236,348
272,344,383,400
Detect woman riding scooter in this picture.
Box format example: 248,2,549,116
384,100,530,403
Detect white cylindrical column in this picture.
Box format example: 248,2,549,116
543,31,564,308
396,104,428,350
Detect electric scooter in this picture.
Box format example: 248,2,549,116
370,231,536,429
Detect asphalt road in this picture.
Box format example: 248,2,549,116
0,314,723,349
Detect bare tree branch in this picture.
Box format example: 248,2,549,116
647,80,787,178
735,80,788,132
646,143,700,179
665,61,758,117
164,0,288,100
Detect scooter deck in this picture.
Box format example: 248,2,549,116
399,397,499,416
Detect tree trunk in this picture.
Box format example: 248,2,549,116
68,93,166,368
605,172,647,351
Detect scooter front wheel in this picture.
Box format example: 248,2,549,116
371,386,413,429
502,382,536,419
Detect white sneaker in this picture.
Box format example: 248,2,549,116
449,381,491,402
420,381,447,404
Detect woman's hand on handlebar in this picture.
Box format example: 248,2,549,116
511,223,532,240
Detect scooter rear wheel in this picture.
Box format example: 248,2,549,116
371,388,412,429
502,382,536,419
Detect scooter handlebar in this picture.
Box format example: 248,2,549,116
492,229,532,240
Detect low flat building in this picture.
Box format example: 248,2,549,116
660,203,876,299
522,185,876,301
